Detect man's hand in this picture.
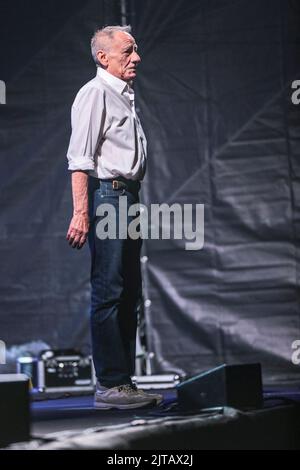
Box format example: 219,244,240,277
66,213,89,249
67,170,89,249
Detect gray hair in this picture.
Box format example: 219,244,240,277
91,25,132,67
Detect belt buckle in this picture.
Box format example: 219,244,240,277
112,180,119,190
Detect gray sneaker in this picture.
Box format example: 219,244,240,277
94,383,156,410
132,384,164,405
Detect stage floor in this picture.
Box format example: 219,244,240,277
31,389,177,436
6,387,300,450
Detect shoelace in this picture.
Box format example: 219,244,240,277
117,384,136,394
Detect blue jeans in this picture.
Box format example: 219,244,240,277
88,176,142,388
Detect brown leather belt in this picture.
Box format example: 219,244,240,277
112,179,141,192
112,180,127,190
100,177,141,193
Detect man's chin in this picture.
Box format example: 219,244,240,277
122,71,137,83
127,70,137,80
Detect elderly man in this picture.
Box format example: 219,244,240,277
66,25,162,409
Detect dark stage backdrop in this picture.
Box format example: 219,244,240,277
0,0,299,384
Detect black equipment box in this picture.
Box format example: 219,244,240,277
17,349,95,393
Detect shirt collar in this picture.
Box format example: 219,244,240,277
97,67,129,95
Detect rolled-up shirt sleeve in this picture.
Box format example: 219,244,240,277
67,86,105,171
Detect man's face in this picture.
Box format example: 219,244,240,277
98,31,141,82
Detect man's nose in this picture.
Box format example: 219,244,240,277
132,51,141,64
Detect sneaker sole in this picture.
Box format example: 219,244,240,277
94,399,156,410
137,394,163,406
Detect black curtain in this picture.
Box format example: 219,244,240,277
133,0,300,384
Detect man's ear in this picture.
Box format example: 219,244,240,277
96,50,108,68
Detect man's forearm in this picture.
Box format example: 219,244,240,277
66,170,89,249
71,170,89,215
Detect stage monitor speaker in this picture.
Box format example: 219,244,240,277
176,363,263,410
0,374,30,447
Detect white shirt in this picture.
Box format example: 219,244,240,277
66,67,147,181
